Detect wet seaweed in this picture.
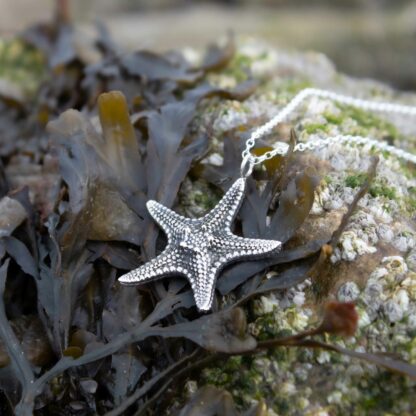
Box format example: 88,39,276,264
0,9,415,416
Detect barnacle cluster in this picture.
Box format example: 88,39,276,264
193,39,416,415
1,16,416,412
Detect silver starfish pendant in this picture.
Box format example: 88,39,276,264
119,178,281,311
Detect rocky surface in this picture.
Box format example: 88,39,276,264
2,2,416,89
2,15,416,412
178,39,416,415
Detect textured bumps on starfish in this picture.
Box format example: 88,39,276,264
119,178,281,311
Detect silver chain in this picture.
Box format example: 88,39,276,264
240,87,416,177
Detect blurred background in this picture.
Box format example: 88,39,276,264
1,0,416,91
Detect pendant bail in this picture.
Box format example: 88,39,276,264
240,153,254,177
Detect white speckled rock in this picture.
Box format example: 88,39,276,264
192,39,416,416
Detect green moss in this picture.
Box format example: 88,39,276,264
324,112,344,125
406,197,416,214
304,123,330,135
270,346,294,364
323,175,333,185
355,371,414,414
223,53,253,82
401,162,416,180
202,355,262,409
194,191,220,211
254,312,281,341
369,183,396,200
345,173,367,189
324,105,388,136
202,349,416,415
345,174,396,200
185,180,222,214
0,39,46,97
203,356,244,388
277,78,312,95
337,104,400,139
403,198,416,216
273,397,291,414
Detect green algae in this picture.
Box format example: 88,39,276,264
202,355,262,408
202,348,416,415
304,122,330,135
345,173,368,189
369,183,397,200
188,40,416,415
323,175,333,185
178,178,223,217
193,189,221,211
406,197,416,214
337,104,401,139
222,52,253,83
277,78,312,95
0,39,46,98
198,42,416,416
345,174,397,200
405,187,416,214
323,112,344,125
1,26,415,416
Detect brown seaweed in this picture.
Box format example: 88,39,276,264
0,10,415,416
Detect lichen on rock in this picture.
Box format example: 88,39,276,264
190,37,416,415
2,21,416,414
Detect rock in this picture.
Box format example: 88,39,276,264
196,39,416,415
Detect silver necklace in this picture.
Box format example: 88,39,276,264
119,88,416,311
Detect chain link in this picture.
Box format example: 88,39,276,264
294,135,416,164
240,88,416,176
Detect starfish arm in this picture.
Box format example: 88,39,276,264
203,178,246,231
185,251,218,311
121,178,281,312
118,246,182,284
146,200,198,238
211,233,281,261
